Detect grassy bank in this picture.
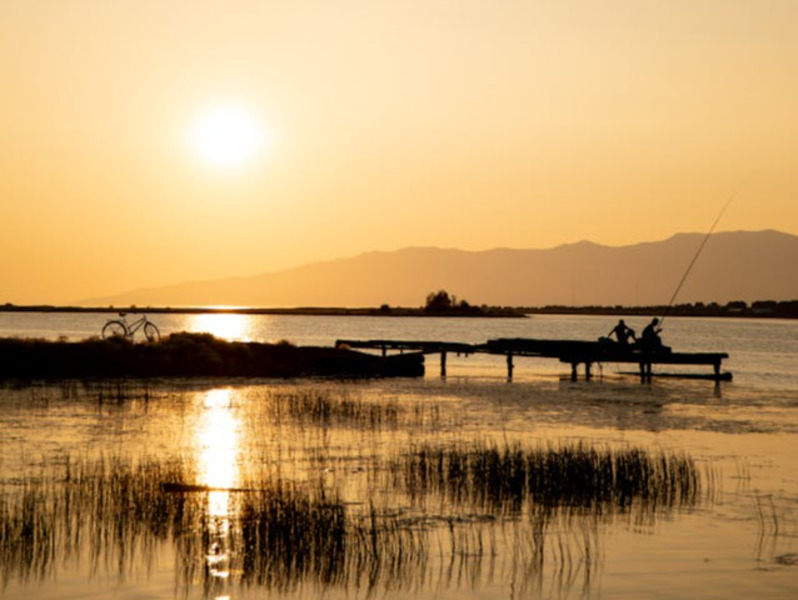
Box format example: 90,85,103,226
0,333,424,380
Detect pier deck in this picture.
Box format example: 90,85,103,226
335,337,731,382
486,338,730,381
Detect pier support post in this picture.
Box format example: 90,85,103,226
571,363,578,382
639,361,652,382
585,362,592,381
381,344,387,358
506,352,514,381
440,351,447,378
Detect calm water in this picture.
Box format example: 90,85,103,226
1,313,797,599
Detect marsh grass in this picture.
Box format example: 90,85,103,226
370,441,705,597
0,455,199,590
0,453,442,595
237,481,347,590
389,442,703,518
266,388,400,430
0,448,614,597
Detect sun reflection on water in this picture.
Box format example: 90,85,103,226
188,312,252,341
198,389,239,491
196,388,240,592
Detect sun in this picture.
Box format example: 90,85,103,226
192,106,262,168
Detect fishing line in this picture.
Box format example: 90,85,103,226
659,190,738,327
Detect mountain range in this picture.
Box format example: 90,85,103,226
80,230,798,308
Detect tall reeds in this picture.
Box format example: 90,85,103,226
236,479,347,591
0,454,436,595
0,455,199,589
1,449,617,596
389,442,702,517
265,389,400,429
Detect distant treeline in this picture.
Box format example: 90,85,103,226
0,290,527,318
524,300,798,319
0,304,524,317
3,298,796,319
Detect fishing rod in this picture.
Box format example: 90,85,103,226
659,190,738,327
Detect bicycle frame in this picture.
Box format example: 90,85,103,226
121,315,149,336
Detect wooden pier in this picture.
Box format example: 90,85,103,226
335,340,476,378
335,337,731,382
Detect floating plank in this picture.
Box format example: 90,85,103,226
336,339,477,354
160,483,257,493
619,371,733,381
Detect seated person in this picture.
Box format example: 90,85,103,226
639,317,664,350
607,319,636,344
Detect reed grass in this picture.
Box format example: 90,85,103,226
0,451,559,596
389,441,702,517
236,479,347,590
266,388,400,429
0,453,437,595
0,455,199,589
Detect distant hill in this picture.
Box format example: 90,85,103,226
79,230,798,308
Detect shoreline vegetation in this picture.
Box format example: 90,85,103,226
0,333,424,380
2,298,797,319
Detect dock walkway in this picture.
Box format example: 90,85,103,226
335,337,730,382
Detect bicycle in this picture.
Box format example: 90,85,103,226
102,312,161,342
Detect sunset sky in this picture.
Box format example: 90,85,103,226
2,0,797,304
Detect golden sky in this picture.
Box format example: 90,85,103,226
2,0,797,304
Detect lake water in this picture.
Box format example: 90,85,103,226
1,312,797,599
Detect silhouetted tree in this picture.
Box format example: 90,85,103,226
424,290,454,313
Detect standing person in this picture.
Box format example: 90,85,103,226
607,319,636,344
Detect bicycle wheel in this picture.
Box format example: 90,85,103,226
143,322,160,343
102,320,127,339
